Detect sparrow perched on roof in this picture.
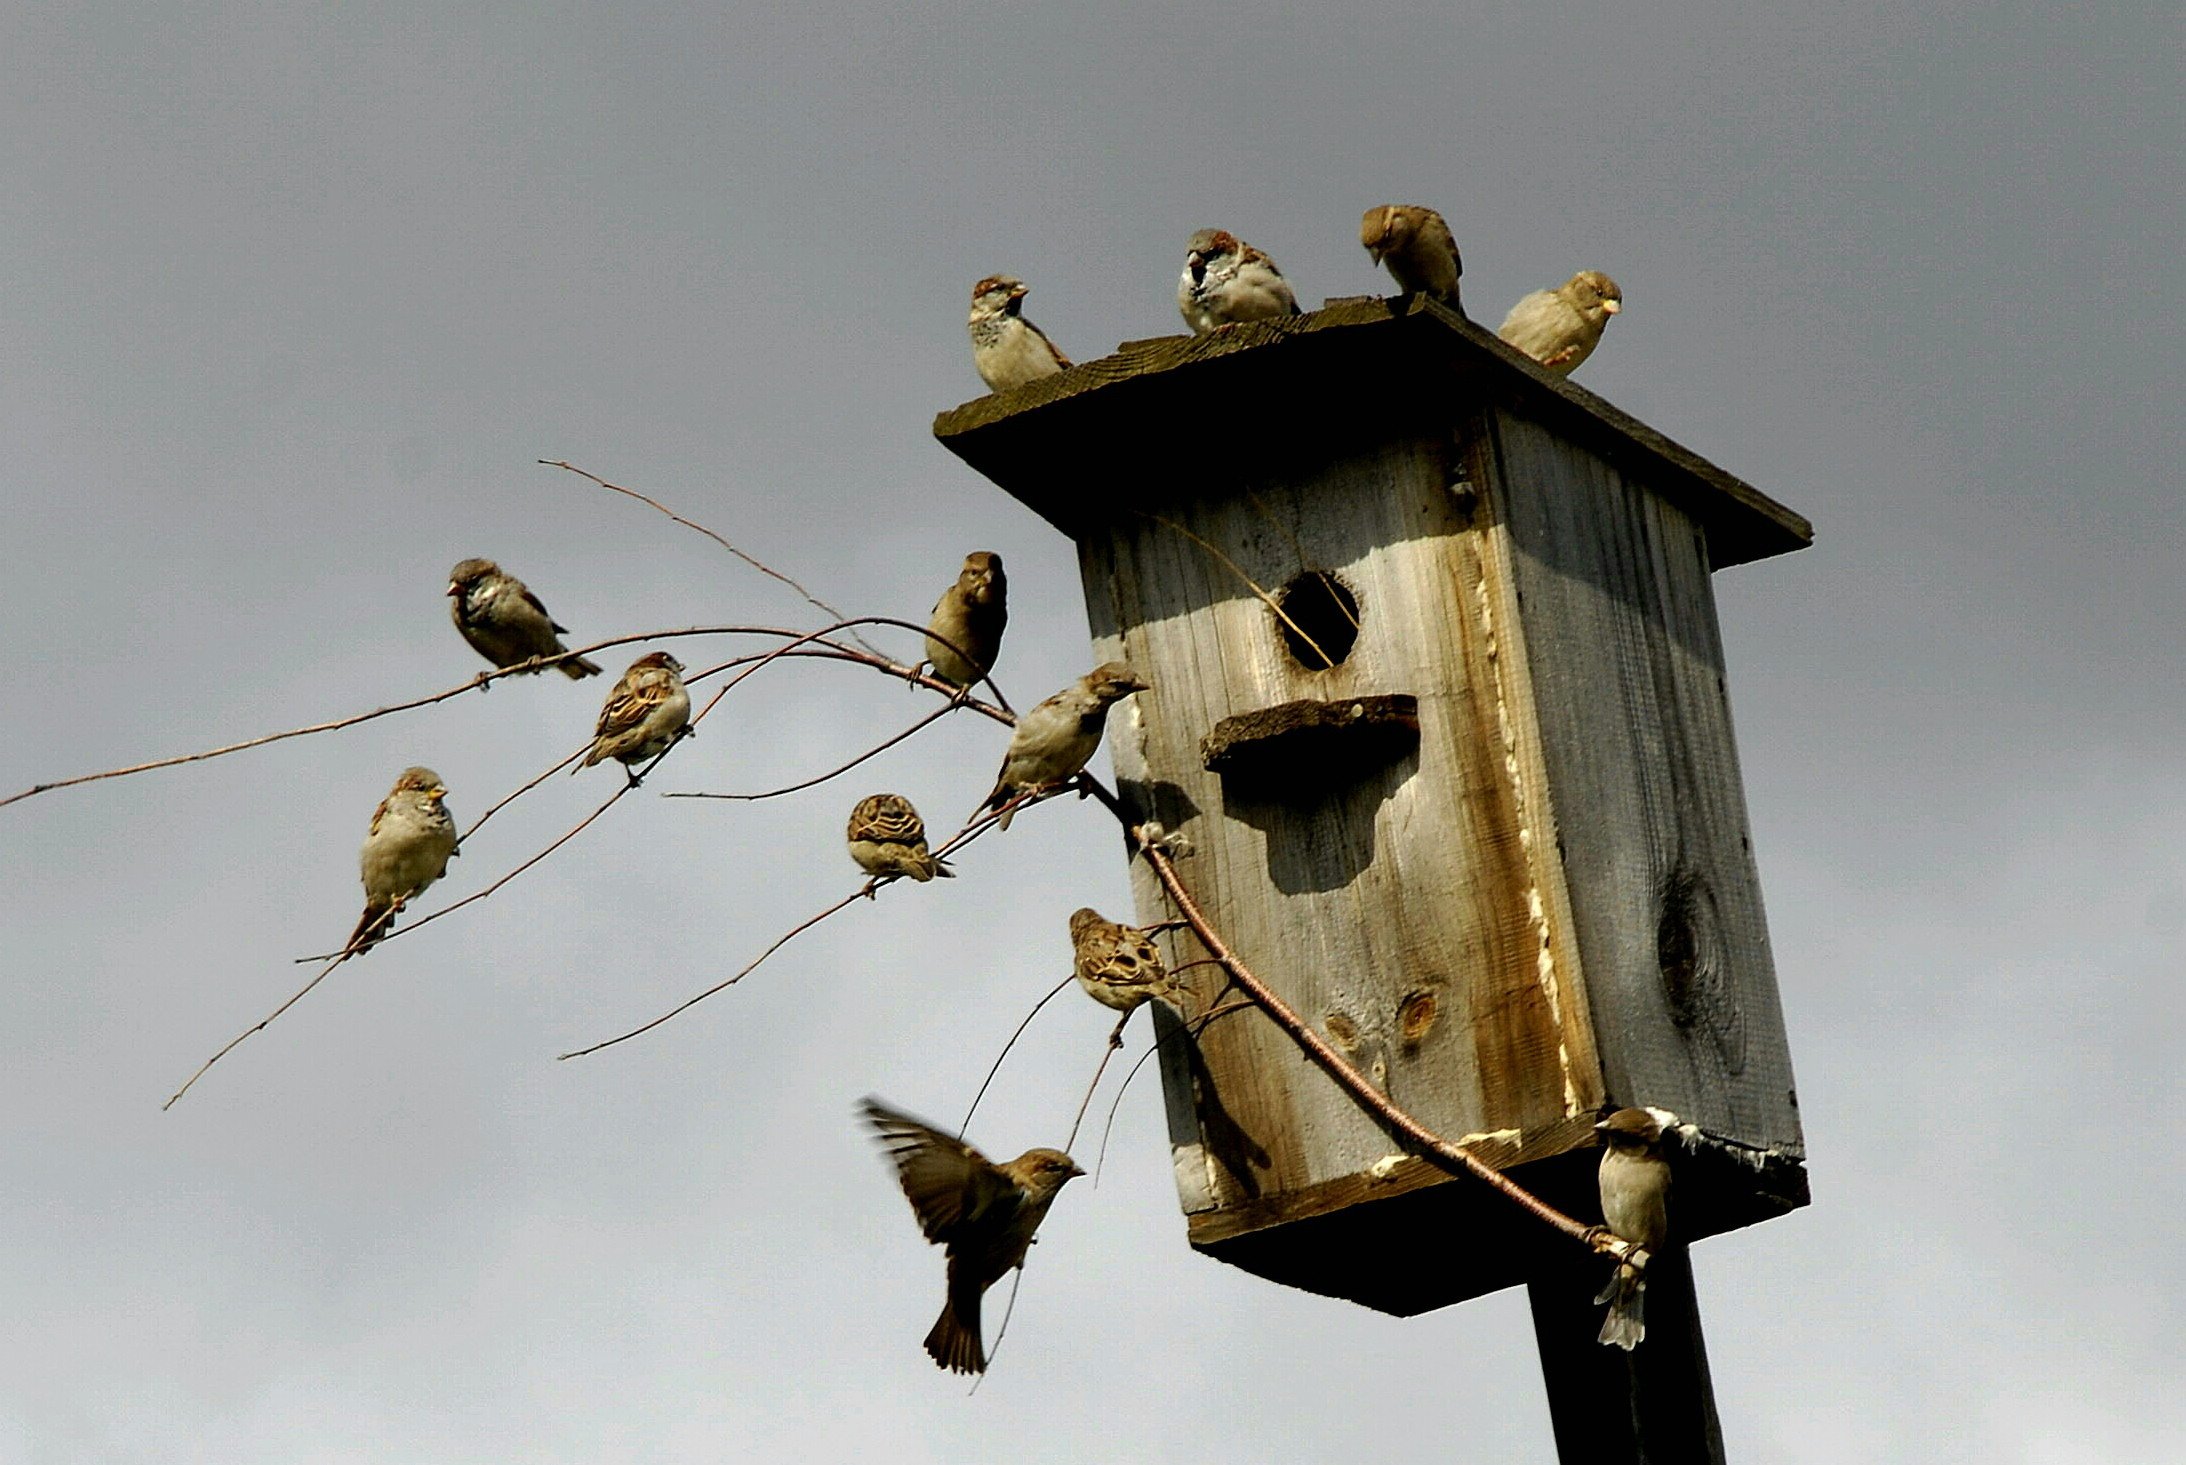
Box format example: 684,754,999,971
446,558,603,680
968,275,1072,392
977,662,1148,829
1594,1107,1672,1350
847,793,954,884
1177,228,1301,334
1497,270,1623,375
350,767,458,954
1359,205,1463,306
860,1098,1084,1375
1068,907,1187,1015
923,551,1007,692
579,651,691,777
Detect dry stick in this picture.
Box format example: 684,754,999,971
1064,1011,1136,1152
1139,512,1338,670
967,1270,1026,1397
959,976,1077,1135
661,702,957,803
1121,820,1633,1265
162,907,405,1110
559,807,1017,1061
541,458,886,658
1242,489,1363,633
0,623,835,813
1093,999,1256,1183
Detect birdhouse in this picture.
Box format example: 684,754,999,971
933,297,1811,1315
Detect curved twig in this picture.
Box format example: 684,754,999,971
662,702,957,803
541,458,885,657
959,976,1075,1135
1094,999,1255,1183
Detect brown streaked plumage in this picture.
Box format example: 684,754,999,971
860,1098,1083,1375
1068,907,1187,1015
1594,1106,1672,1350
579,651,691,775
446,558,603,679
977,662,1148,830
847,793,954,883
1359,204,1463,305
968,276,1072,392
350,766,458,954
1177,228,1301,334
923,551,1008,691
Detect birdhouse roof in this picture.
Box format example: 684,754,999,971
932,296,1811,570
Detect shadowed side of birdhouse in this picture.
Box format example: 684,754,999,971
934,297,1811,1314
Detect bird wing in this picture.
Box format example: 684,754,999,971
1080,922,1168,991
594,670,669,739
848,795,923,846
365,792,396,839
862,1099,1016,1244
515,582,567,633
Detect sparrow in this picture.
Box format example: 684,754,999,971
349,767,459,954
1068,907,1187,1015
977,662,1148,830
968,275,1073,392
446,558,603,680
847,793,954,884
1497,270,1624,375
579,651,691,777
1594,1106,1672,1350
1177,228,1301,334
860,1098,1084,1375
1359,205,1462,306
923,551,1007,692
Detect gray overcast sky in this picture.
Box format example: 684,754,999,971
3,3,2180,1461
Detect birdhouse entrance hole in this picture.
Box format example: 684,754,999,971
1275,571,1360,669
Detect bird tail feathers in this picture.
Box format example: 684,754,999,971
1595,1264,1646,1350
925,1294,985,1375
560,655,603,680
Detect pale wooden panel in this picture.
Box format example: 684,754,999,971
1486,408,1802,1150
1078,428,1603,1218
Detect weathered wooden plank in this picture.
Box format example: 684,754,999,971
934,296,1811,570
1485,407,1803,1152
1081,427,1602,1220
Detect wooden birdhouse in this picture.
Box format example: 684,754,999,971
933,297,1812,1315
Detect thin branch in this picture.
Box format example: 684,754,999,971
555,887,869,1060
1094,999,1255,1183
959,976,1076,1135
967,1269,1026,1396
541,458,886,657
1138,512,1337,670
662,702,957,803
1065,1011,1135,1152
1241,490,1362,633
1117,815,1633,1264
162,908,405,1109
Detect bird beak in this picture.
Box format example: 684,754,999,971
1067,1161,1087,1177
429,786,448,800
446,582,461,596
1602,299,1622,315
1008,284,1027,300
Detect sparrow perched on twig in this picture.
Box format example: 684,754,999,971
579,651,691,777
847,793,954,884
1595,1106,1672,1350
1177,229,1301,334
923,552,1007,692
1359,205,1463,306
968,276,1072,392
446,558,603,680
1498,270,1623,375
1068,907,1187,1015
860,1098,1084,1375
978,662,1148,830
349,767,458,954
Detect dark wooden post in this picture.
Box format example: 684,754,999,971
1529,1246,1725,1464
934,295,1811,1456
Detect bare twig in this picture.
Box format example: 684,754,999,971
1094,999,1255,1183
541,458,885,657
1116,814,1631,1263
959,976,1076,1135
662,702,957,803
1138,512,1337,669
1065,1011,1135,1152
